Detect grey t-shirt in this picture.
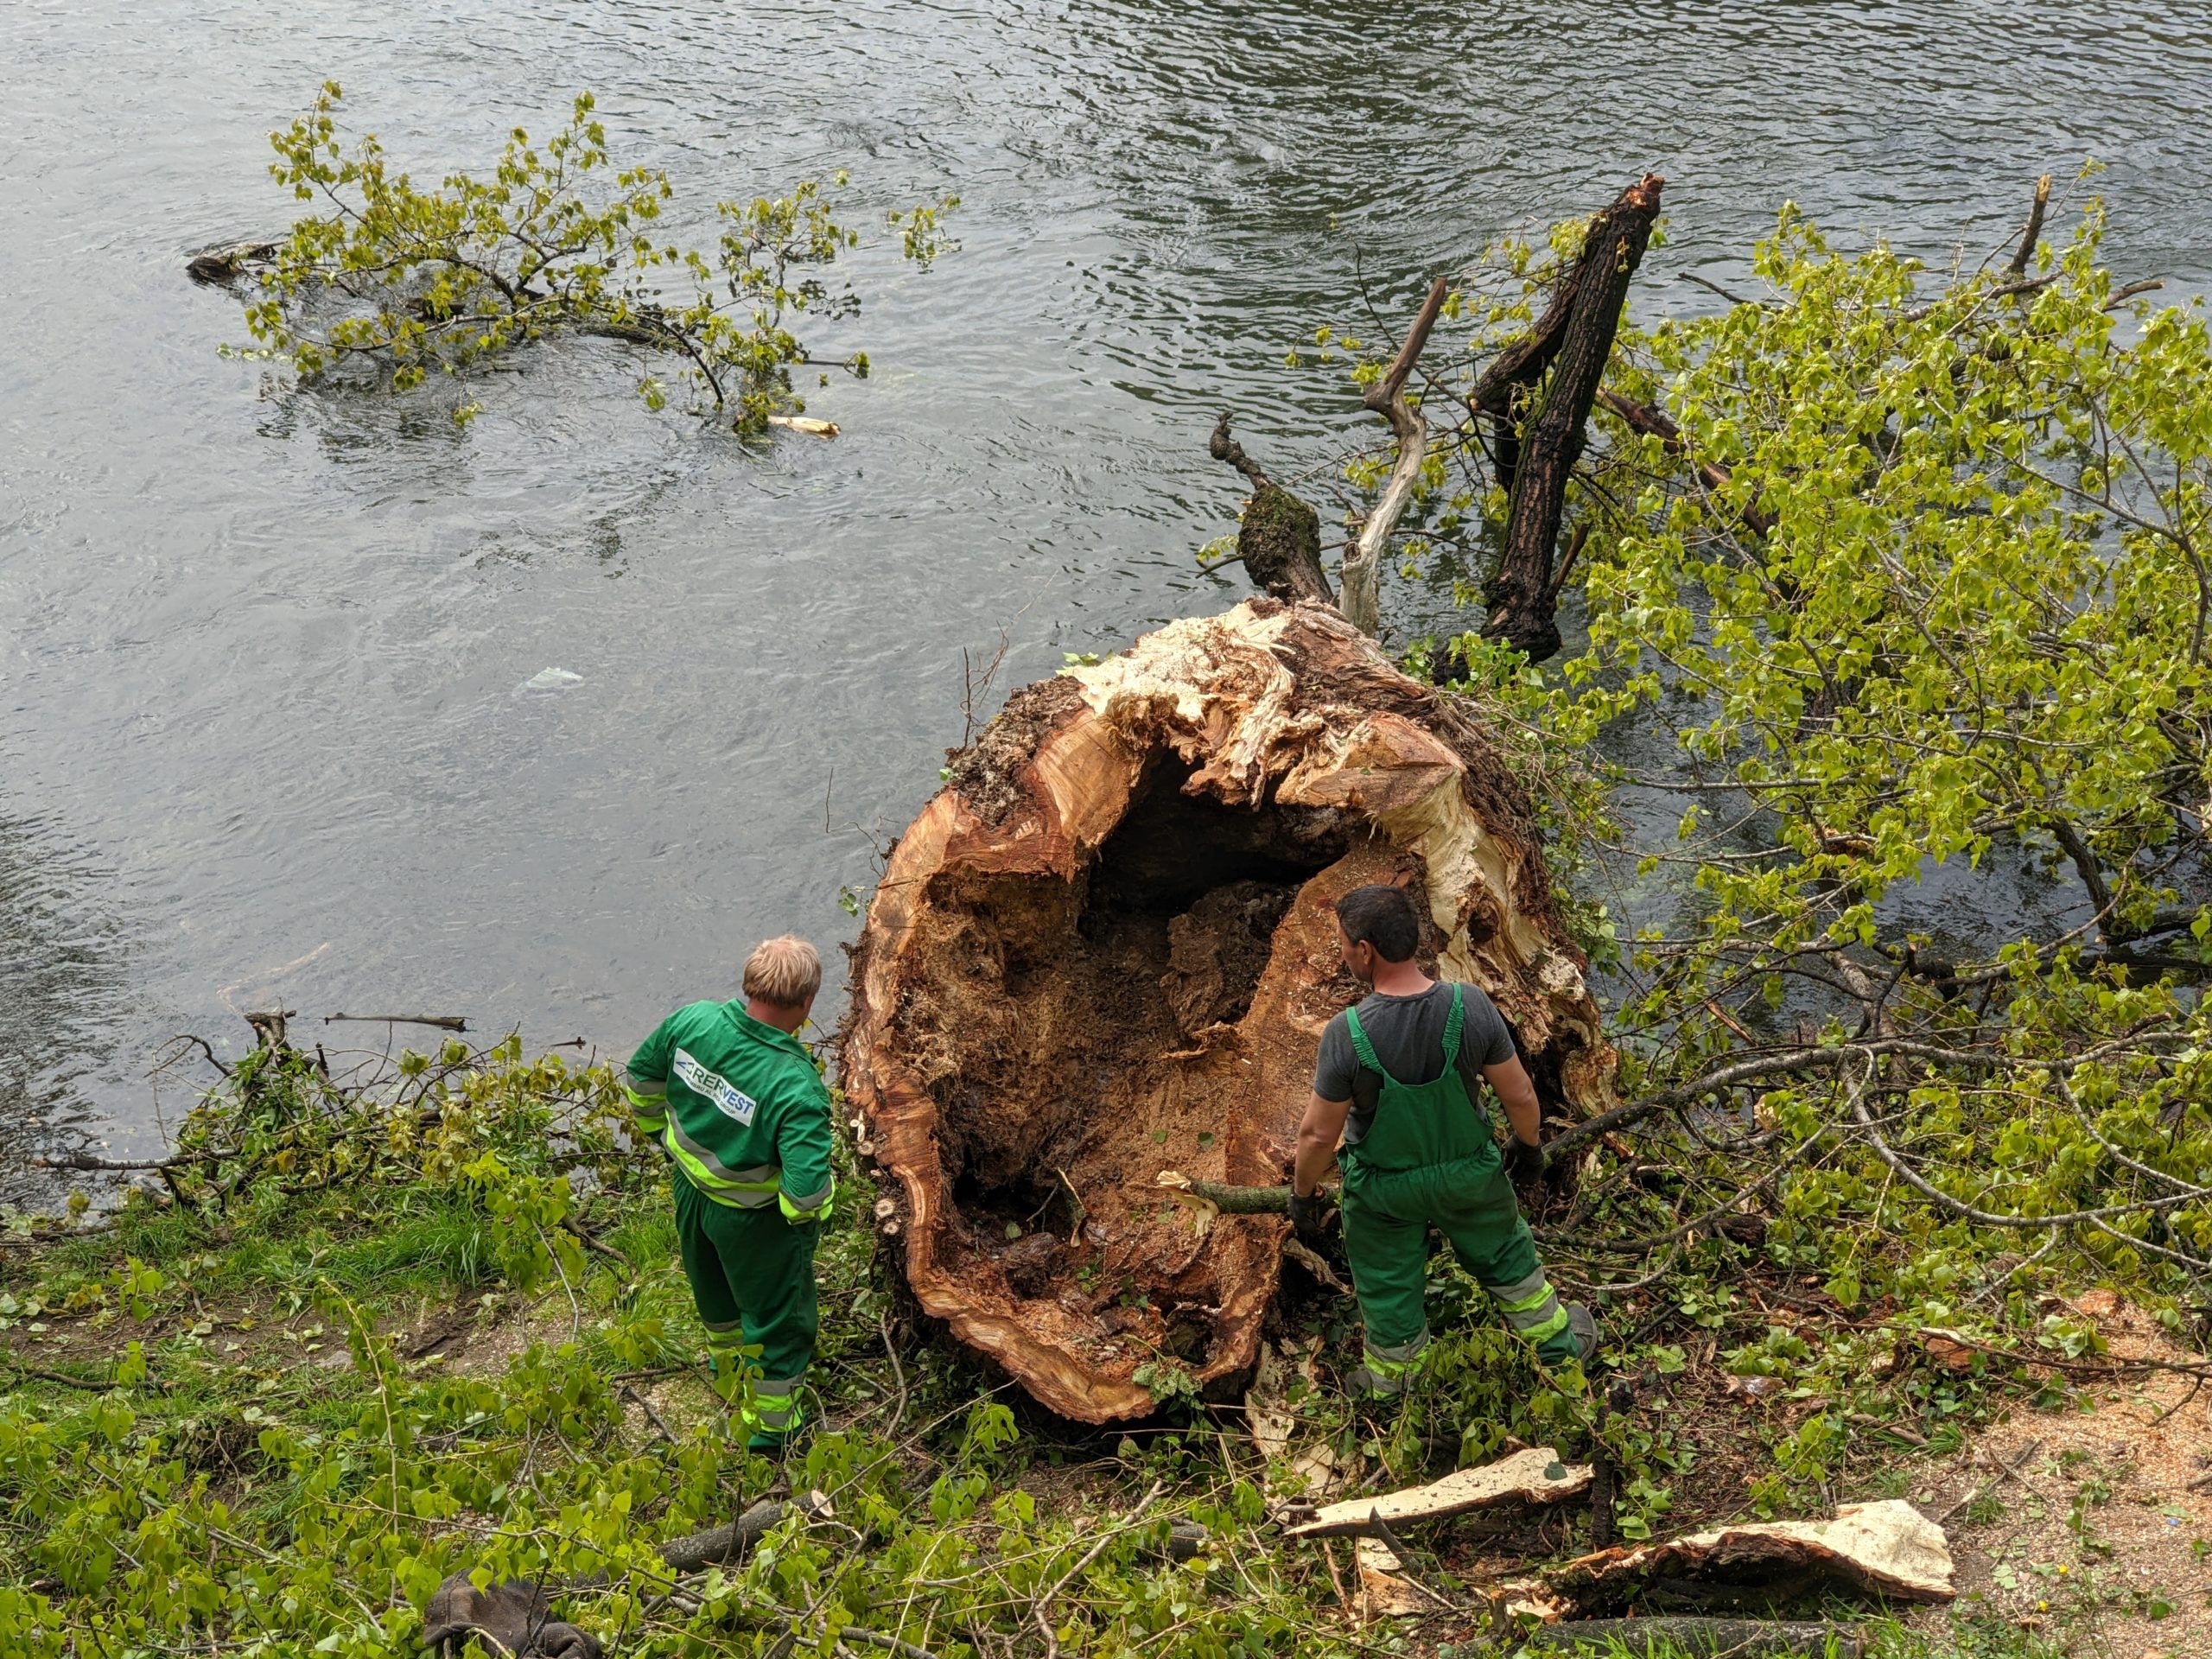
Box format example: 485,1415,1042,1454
1313,980,1516,1146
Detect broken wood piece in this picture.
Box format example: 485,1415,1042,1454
1287,1446,1592,1537
1521,1618,1862,1658
1540,1498,1955,1614
1354,1536,1430,1618
766,415,839,437
1155,1171,1291,1213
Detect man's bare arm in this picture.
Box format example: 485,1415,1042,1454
1294,1091,1352,1197
1483,1054,1544,1148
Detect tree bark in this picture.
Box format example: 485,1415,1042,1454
1339,276,1450,637
1468,267,1585,500
839,601,1616,1421
1483,175,1665,662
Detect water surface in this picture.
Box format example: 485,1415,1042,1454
3,0,2208,1191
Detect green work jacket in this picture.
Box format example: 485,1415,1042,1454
625,1001,836,1222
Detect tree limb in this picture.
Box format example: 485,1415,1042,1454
1340,276,1449,635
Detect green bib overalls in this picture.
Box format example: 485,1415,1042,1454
1338,984,1577,1390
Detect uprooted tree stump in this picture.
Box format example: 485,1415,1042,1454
839,599,1617,1421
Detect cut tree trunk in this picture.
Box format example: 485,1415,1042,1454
839,600,1617,1421
1483,174,1665,662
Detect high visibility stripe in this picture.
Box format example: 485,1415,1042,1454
625,1082,669,1132
1517,1302,1571,1344
1363,1329,1431,1367
664,1121,783,1206
779,1175,836,1223
1490,1266,1551,1307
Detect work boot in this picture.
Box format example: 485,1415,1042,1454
1567,1302,1599,1363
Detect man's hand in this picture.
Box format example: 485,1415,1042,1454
1503,1135,1546,1188
1287,1186,1331,1244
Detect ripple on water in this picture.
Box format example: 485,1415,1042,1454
0,0,2208,1162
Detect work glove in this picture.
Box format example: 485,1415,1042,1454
1287,1187,1331,1245
1503,1135,1547,1188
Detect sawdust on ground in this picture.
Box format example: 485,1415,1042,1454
1909,1292,2212,1657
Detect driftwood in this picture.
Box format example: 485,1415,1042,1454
186,240,276,285
1208,415,1335,605
1483,175,1665,662
326,1012,470,1033
1522,1619,1862,1658
840,600,1616,1421
1287,1446,1592,1538
1338,276,1451,636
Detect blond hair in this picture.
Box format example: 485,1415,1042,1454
743,935,822,1007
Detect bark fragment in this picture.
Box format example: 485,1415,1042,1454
840,601,1615,1421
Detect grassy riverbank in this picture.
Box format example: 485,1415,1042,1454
3,1035,2205,1657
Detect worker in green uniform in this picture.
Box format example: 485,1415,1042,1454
624,936,836,1451
1292,884,1594,1397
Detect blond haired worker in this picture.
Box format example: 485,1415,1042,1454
625,937,835,1451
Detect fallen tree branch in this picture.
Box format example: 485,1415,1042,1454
1339,276,1450,635
1207,414,1335,604
1470,266,1586,499
1597,388,1775,536
2006,174,2051,279
325,1012,470,1033
1484,175,1665,660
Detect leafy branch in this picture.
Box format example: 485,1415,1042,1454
226,84,956,434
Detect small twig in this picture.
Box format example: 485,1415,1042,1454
1034,1480,1163,1659
880,1313,908,1437
1683,271,1760,308
623,1383,678,1448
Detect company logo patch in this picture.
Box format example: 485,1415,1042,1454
672,1048,757,1126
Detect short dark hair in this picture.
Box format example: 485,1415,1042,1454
1336,884,1421,963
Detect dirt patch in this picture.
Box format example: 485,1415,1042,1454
1907,1295,2212,1655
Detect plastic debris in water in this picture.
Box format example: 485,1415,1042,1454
518,667,585,694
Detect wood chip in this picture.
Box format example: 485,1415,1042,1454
1287,1446,1592,1538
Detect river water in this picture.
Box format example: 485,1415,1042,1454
3,1,2208,1190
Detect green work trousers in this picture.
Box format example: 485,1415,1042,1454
673,1171,819,1441
1340,1148,1578,1382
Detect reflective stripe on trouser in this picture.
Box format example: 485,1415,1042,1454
1350,1330,1430,1397
675,1168,819,1412
1489,1264,1571,1348
1339,1150,1581,1370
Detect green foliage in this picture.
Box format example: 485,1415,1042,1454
232,83,956,434
0,1043,1351,1657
